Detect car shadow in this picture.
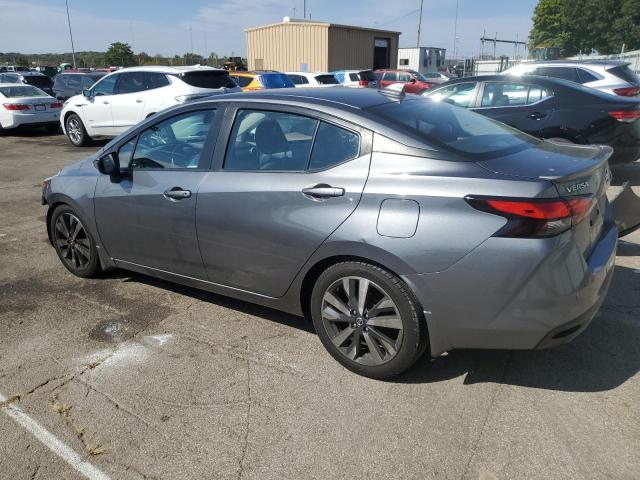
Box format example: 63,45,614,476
105,270,315,334
611,161,640,187
103,264,638,393
0,125,62,137
394,264,640,392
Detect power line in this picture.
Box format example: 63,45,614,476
376,8,420,28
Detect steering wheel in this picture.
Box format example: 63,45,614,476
169,143,199,168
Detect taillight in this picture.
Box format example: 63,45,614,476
608,110,640,123
465,195,595,238
50,102,63,109
613,86,640,97
3,103,30,111
358,80,369,87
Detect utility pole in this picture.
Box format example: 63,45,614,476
189,25,194,54
65,0,77,68
452,0,459,62
303,0,306,19
416,0,423,48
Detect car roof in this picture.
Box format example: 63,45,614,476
59,71,105,77
287,72,333,76
517,59,628,67
0,82,43,87
111,65,229,74
5,71,47,77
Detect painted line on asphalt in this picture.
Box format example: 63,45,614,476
0,392,111,480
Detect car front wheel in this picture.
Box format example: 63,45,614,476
50,205,100,277
311,261,428,379
65,114,91,146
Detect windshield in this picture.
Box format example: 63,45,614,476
25,75,53,88
259,73,295,89
368,97,540,160
178,70,237,89
0,85,47,98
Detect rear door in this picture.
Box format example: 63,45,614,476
196,106,372,297
472,81,554,136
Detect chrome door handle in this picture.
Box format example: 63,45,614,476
135,99,143,103
163,187,191,200
102,101,110,105
302,185,345,199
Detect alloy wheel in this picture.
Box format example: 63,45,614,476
67,118,82,144
53,213,91,270
321,276,403,366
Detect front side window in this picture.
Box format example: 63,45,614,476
427,82,476,108
224,110,318,171
93,74,117,96
384,72,398,82
398,72,413,82
289,75,308,85
128,110,215,169
118,136,136,169
368,97,539,160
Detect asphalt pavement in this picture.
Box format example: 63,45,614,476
1,128,639,480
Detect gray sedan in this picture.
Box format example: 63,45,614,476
42,88,617,379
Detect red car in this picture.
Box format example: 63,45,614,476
374,69,436,94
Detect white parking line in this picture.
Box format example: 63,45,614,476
0,392,111,480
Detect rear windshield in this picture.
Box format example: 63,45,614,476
0,85,47,98
259,73,295,89
359,70,375,81
24,75,53,88
368,97,539,160
607,64,640,84
178,71,237,89
315,74,339,85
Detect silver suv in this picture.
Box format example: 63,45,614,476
502,60,640,97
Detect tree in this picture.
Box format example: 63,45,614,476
529,0,640,56
104,42,137,67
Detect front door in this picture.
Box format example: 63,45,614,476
109,71,148,135
472,81,554,136
196,107,372,297
94,108,217,278
83,73,118,135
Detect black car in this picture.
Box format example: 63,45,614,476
52,71,106,101
0,71,54,96
424,74,640,164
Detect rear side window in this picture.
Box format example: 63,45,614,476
398,71,413,82
224,110,317,171
576,68,600,83
24,75,53,88
607,64,640,84
481,82,549,107
233,76,253,88
535,66,580,83
179,71,237,89
315,74,338,85
289,74,308,85
384,72,398,81
359,70,375,81
65,76,81,89
259,73,295,89
349,73,359,82
147,72,170,89
308,123,359,170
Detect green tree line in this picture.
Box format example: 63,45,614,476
1,42,244,69
530,0,640,57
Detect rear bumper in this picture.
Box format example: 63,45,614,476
2,111,60,129
404,221,618,357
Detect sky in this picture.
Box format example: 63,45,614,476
1,0,538,59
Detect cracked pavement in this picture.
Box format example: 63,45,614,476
1,130,640,479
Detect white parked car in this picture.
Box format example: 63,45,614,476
60,65,241,146
331,70,378,88
0,83,62,133
286,72,340,87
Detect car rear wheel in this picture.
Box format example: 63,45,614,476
65,114,91,146
50,205,100,278
311,261,428,379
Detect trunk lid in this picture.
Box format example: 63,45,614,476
477,140,613,258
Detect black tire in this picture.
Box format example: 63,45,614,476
65,113,91,147
50,205,100,278
311,261,428,379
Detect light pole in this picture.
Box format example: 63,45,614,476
65,0,77,68
416,0,423,48
452,0,459,62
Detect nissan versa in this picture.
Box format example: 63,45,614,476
42,88,617,379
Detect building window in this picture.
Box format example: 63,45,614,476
399,58,409,66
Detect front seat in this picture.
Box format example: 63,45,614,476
254,119,292,169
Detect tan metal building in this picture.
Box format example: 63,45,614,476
245,17,400,72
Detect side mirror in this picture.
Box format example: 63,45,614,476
82,88,93,98
410,78,417,84
94,153,121,182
